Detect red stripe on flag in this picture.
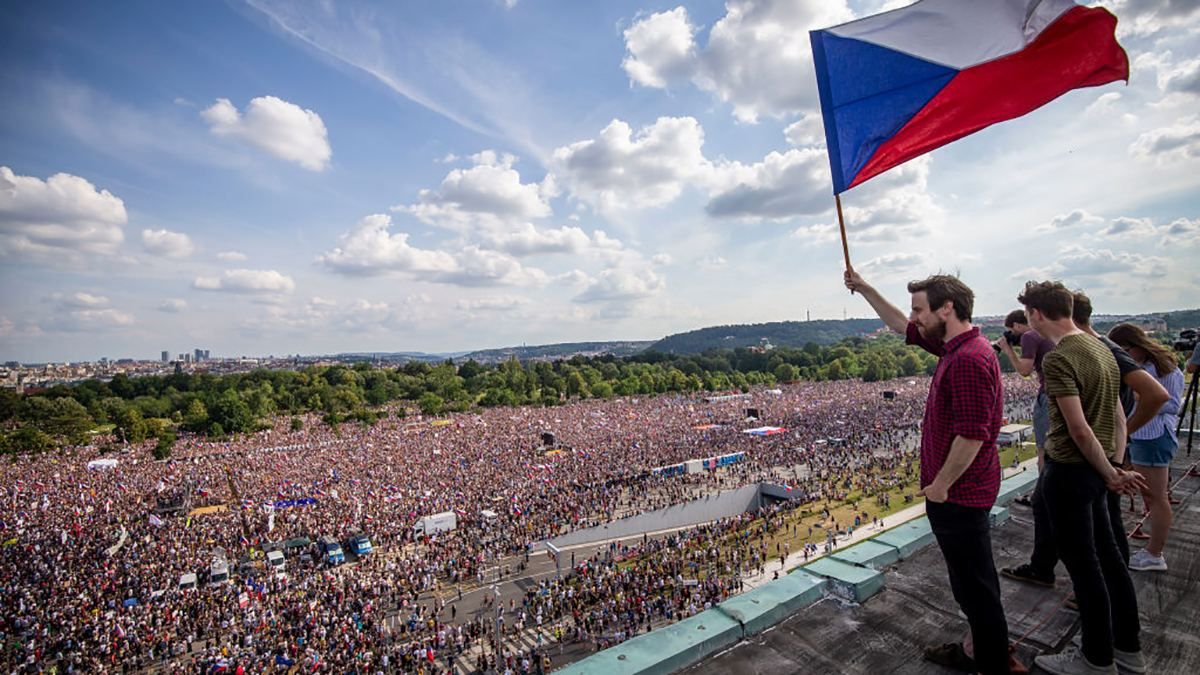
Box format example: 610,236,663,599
849,5,1128,190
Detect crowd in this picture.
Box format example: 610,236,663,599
0,373,1037,673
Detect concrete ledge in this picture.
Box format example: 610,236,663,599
872,517,934,560
830,540,900,570
718,571,826,636
996,469,1038,506
989,505,1011,528
801,557,885,603
556,609,741,675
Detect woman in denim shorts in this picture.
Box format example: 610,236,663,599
1109,323,1185,572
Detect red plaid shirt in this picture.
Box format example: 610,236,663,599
907,323,1003,509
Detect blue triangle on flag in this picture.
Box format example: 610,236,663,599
812,31,957,192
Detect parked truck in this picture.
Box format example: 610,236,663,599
413,511,457,536
317,536,344,566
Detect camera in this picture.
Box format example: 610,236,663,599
992,329,1021,352
1173,328,1198,353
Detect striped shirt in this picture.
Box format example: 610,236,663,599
1043,333,1120,464
906,323,1003,509
1130,361,1184,443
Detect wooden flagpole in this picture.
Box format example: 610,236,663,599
835,193,851,272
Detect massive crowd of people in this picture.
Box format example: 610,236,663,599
0,374,1036,673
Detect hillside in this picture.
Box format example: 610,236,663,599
461,341,654,363
648,319,884,354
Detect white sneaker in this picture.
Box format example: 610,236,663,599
1035,647,1117,674
1067,637,1147,675
1114,648,1147,674
1128,549,1168,572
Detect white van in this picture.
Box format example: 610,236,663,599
267,549,286,576
209,558,229,585
178,573,197,591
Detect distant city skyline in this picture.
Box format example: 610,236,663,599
3,0,1198,363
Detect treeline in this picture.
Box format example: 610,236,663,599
0,334,944,456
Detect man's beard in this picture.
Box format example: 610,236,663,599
920,317,947,342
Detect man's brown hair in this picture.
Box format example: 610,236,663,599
1017,280,1073,321
907,274,974,322
1071,291,1093,327
1004,309,1027,328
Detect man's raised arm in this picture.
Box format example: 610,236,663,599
844,269,908,334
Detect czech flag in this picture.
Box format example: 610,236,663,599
810,0,1128,194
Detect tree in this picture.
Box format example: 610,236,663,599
290,417,304,432
154,431,176,460
115,407,147,444
182,399,209,433
773,363,799,383
44,398,94,446
3,427,53,455
209,390,253,434
418,392,444,416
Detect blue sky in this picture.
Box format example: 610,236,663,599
2,0,1198,362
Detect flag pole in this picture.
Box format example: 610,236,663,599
835,193,851,272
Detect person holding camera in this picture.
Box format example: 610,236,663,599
844,269,1014,675
1107,323,1185,572
1018,281,1147,675
995,310,1054,458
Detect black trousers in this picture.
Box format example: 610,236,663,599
1030,468,1130,577
927,501,1011,675
1042,461,1141,666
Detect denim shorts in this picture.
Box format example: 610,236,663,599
1032,392,1049,448
1129,429,1177,468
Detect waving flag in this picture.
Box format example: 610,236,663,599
811,0,1128,193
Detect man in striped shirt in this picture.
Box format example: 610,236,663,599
1019,280,1147,675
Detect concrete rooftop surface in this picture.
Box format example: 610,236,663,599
680,445,1200,675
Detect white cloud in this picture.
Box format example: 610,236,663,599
1046,209,1105,230
1050,245,1170,279
57,309,135,330
1160,216,1200,246
201,96,332,171
651,253,673,266
622,1,853,122
318,213,548,286
575,266,665,303
193,268,296,294
0,165,126,261
706,148,830,219
141,228,194,258
480,223,623,257
858,252,927,277
1100,216,1156,237
554,117,711,211
1085,92,1124,116
698,255,728,269
396,150,554,232
317,214,459,277
1130,115,1200,161
783,114,825,148
1101,0,1200,37
56,291,109,308
456,295,529,311
622,7,698,88
158,298,188,313
217,250,247,262
46,292,133,332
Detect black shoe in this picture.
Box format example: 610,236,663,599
1014,495,1032,506
923,642,976,672
1000,563,1055,587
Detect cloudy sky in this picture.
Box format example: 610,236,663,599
1,0,1197,362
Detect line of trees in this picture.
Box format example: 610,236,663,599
1,334,947,457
